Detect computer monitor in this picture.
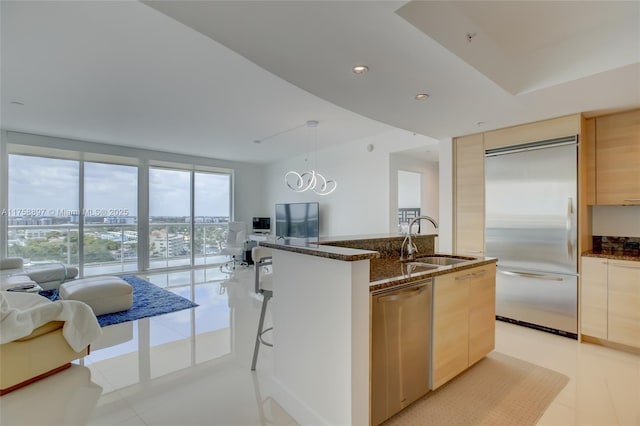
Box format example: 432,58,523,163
252,217,271,233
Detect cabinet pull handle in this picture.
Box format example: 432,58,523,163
623,198,640,202
455,270,487,281
464,250,483,254
610,263,640,269
455,273,474,281
378,286,426,303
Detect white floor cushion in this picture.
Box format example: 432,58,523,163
59,277,132,316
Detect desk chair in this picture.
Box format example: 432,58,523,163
220,222,247,272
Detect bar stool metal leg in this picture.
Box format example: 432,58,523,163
251,289,273,371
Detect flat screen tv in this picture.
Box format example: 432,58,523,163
252,217,271,233
275,202,319,239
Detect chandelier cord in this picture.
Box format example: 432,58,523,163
254,122,308,144
282,119,337,195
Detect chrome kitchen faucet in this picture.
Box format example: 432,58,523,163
403,215,439,260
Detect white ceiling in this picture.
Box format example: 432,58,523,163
2,1,639,164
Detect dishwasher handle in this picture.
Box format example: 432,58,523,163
377,283,428,303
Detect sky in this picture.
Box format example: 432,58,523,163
8,155,230,217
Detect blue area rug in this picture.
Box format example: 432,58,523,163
39,275,198,327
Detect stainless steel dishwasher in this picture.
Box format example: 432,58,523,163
370,278,432,426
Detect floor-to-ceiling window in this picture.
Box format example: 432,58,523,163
4,138,233,276
149,168,191,269
148,167,231,270
7,155,80,265
84,161,138,276
194,171,231,266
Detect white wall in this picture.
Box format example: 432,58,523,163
264,128,436,237
389,154,439,235
397,170,421,208
592,205,640,237
232,163,267,229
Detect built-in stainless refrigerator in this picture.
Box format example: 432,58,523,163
485,136,578,338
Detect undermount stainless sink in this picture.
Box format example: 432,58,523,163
405,262,440,270
413,256,471,266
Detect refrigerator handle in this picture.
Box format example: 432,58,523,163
566,197,573,262
499,270,564,282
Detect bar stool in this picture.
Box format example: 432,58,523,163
251,246,273,371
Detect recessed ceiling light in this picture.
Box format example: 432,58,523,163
414,93,429,101
352,65,369,75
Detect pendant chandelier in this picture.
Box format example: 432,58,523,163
284,120,337,195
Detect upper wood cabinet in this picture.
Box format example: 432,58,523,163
453,134,485,256
595,109,640,205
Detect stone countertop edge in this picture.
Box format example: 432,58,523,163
369,258,498,292
581,250,640,262
259,241,380,262
319,233,437,244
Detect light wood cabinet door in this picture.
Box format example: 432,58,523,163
468,263,497,365
432,269,470,389
607,260,640,347
580,257,608,339
454,134,485,256
595,109,640,205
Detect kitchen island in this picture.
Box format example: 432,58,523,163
259,234,496,426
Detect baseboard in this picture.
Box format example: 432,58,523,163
580,334,640,355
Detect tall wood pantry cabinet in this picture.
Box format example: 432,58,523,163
453,134,485,256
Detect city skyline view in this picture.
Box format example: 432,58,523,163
8,155,231,217
5,153,234,274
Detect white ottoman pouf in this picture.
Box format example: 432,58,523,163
59,277,133,316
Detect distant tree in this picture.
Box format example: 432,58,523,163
83,235,116,263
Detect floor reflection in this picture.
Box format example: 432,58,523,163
0,365,102,426
1,266,297,426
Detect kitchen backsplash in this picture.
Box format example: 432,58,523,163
592,205,640,237
592,236,640,257
324,235,435,258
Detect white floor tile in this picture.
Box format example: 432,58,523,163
2,267,639,426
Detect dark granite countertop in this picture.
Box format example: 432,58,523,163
259,233,436,262
369,255,497,292
582,251,640,262
260,234,496,292
259,240,379,261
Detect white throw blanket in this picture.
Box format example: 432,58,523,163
0,291,102,352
